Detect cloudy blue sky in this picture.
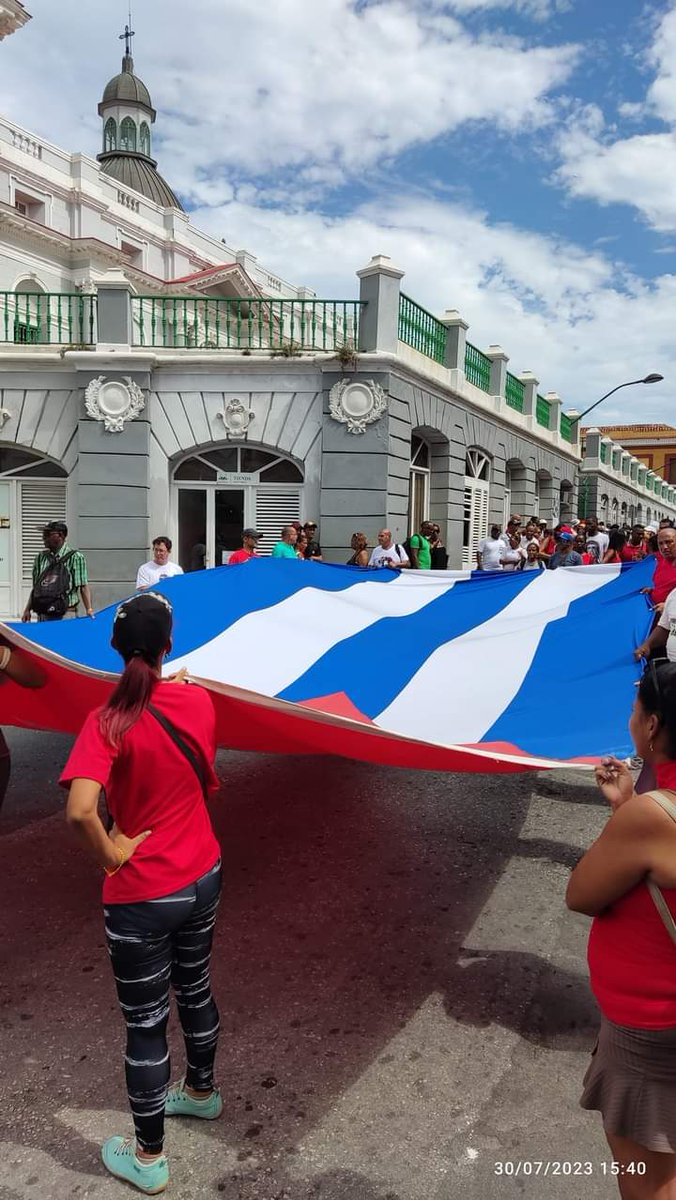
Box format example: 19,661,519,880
2,0,676,422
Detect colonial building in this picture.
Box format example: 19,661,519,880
591,424,676,486
0,25,674,617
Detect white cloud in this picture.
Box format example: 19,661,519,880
192,192,674,420
557,125,676,232
442,0,567,16
0,0,578,202
556,5,676,232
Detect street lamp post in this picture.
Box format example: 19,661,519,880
576,373,664,424
575,374,664,522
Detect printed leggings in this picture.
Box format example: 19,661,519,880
104,859,222,1153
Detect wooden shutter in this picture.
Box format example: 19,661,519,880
254,489,302,557
19,481,67,582
462,479,489,568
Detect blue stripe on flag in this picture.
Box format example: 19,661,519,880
483,560,655,759
7,560,396,672
279,568,541,716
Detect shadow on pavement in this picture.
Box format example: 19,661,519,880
0,748,598,1196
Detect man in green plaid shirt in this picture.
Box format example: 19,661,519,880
21,520,94,622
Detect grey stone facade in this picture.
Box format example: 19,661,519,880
1,260,675,618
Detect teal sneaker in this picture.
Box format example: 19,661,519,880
101,1136,168,1195
165,1077,223,1120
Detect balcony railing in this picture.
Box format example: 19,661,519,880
535,394,550,429
505,371,525,413
398,294,447,364
131,297,364,352
560,413,574,442
464,342,491,392
0,292,96,345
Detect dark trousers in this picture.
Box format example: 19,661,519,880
104,860,222,1153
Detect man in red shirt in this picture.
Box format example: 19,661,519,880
621,525,646,562
228,528,261,565
645,525,676,612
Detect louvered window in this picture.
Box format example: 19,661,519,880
255,490,302,557
462,450,491,569
20,481,67,582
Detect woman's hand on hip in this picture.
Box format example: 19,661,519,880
109,822,151,863
595,757,635,811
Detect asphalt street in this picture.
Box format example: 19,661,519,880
0,727,622,1200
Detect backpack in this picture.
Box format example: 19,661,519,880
32,550,76,617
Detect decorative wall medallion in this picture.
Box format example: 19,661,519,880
218,399,255,438
0,408,12,431
329,379,387,434
85,376,145,433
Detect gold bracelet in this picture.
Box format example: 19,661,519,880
104,844,125,877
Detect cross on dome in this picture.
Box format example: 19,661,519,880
119,23,135,59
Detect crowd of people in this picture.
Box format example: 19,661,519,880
24,513,671,617
477,513,675,573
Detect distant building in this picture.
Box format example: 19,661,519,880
588,424,676,485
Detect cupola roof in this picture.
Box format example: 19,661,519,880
98,53,156,119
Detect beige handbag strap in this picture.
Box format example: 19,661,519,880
645,790,676,946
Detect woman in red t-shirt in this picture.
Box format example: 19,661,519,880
567,662,676,1196
61,592,222,1196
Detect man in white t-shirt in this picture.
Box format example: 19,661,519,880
586,517,609,561
636,588,676,663
477,525,505,570
136,536,184,590
369,529,409,568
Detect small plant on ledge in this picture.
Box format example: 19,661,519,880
271,339,303,358
335,340,358,370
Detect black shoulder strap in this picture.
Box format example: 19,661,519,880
38,548,76,582
147,703,209,799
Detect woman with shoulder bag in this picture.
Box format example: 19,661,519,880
60,592,223,1195
567,661,676,1198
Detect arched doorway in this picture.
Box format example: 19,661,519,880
172,445,304,566
462,449,490,568
409,435,430,532
0,446,68,616
560,480,574,522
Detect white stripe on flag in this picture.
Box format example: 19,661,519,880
166,573,460,696
375,566,620,745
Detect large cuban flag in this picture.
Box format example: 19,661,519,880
0,557,654,774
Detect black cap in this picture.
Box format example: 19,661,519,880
242,528,262,540
42,520,68,536
113,591,173,662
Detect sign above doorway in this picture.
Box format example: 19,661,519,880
216,472,256,485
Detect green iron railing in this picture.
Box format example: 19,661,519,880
600,442,609,464
397,294,446,364
560,413,574,442
1,291,96,345
464,342,491,392
505,372,525,413
535,393,550,428
131,297,364,352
